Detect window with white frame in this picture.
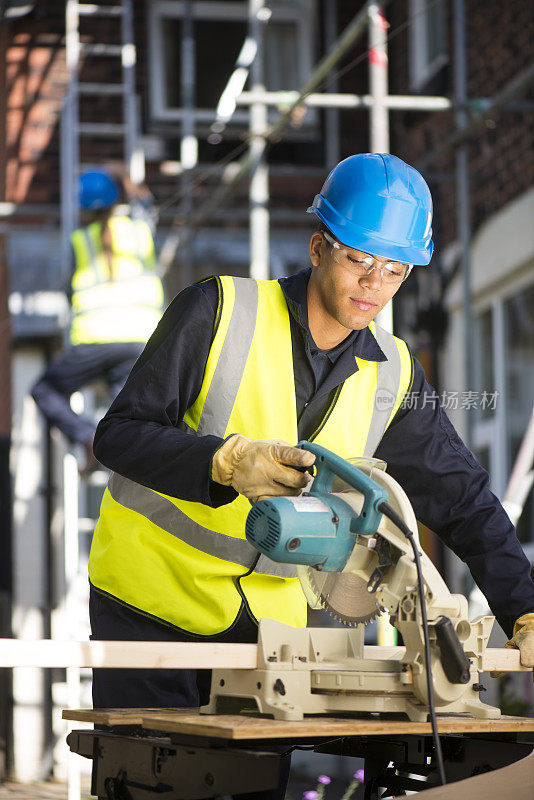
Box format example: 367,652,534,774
148,0,315,124
408,0,448,91
472,281,534,549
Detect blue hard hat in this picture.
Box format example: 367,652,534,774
307,153,433,266
79,169,120,210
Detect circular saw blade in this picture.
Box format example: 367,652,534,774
307,567,381,626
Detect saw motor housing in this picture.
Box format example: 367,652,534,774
202,443,499,722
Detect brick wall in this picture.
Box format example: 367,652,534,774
387,0,534,251
5,1,144,209
5,2,66,206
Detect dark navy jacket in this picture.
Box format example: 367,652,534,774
94,268,534,638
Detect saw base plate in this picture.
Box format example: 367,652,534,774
201,619,501,723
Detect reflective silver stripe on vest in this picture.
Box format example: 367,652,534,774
363,324,402,457
197,277,258,438
108,472,297,579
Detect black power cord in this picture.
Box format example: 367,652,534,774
377,500,447,787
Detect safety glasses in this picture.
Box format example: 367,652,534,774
322,231,413,284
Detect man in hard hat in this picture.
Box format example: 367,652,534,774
88,154,534,795
31,167,164,472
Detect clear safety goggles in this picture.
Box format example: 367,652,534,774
322,231,413,284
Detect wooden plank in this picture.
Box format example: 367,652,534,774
480,647,532,673
62,708,196,726
365,645,532,672
139,712,534,739
62,709,534,738
0,639,257,669
0,639,530,672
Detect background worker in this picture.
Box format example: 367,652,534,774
31,166,164,472
88,154,534,798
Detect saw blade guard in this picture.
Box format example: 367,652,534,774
299,454,420,625
298,455,386,622
245,442,424,625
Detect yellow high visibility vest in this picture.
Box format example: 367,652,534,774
70,216,163,345
89,276,413,635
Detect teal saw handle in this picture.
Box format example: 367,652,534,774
298,441,387,536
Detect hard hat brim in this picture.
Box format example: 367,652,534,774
307,203,433,267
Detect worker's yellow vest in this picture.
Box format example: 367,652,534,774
70,216,163,345
89,276,412,635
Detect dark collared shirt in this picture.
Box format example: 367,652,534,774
282,271,386,437
94,268,534,637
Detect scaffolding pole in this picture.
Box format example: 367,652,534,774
324,0,340,169
122,0,138,177
368,1,392,336
249,0,269,280
453,0,474,447
60,0,80,286
368,2,389,155
238,90,452,110
237,90,533,112
180,0,196,288
367,1,395,647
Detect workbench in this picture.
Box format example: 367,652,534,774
0,635,530,796
64,709,534,799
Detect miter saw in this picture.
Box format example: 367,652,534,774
202,442,500,722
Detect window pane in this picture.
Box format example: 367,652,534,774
505,284,534,421
162,18,182,108
509,432,533,545
475,308,495,420
265,21,300,91
196,20,247,108
504,283,534,543
161,18,248,109
425,0,446,63
159,10,304,111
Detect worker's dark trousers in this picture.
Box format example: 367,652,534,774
31,342,145,446
90,586,292,800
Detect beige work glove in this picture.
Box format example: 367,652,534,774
212,435,315,504
490,612,534,678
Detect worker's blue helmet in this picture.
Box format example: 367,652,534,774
307,153,433,266
79,169,120,210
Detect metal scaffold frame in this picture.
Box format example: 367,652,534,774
60,0,143,287
57,3,145,796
